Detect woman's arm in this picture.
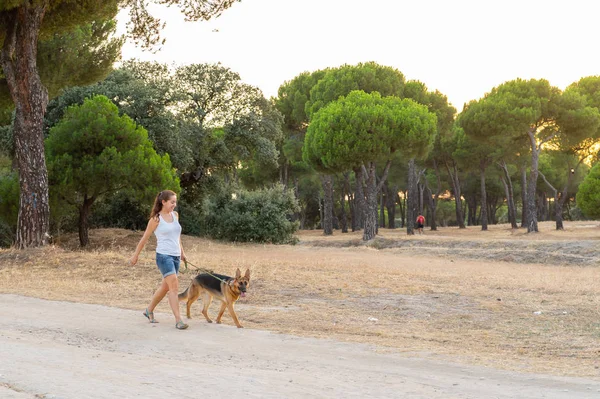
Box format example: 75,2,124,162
130,217,159,265
175,211,186,262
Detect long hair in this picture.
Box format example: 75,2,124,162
150,190,176,220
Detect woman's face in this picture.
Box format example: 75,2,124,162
162,195,177,213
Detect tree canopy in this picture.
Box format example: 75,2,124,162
46,95,179,246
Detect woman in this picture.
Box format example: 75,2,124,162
130,190,189,330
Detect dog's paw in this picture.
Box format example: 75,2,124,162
206,319,213,323
236,325,244,329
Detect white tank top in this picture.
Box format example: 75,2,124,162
154,212,182,256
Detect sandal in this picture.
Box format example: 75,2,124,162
143,308,159,323
175,321,189,330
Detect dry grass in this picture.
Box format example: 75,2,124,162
1,221,599,378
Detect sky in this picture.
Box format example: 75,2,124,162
118,0,600,111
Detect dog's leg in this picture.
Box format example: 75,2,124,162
186,284,200,319
227,303,243,328
201,292,213,323
215,302,227,324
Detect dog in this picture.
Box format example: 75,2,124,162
178,268,250,328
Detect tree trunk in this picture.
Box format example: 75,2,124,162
379,182,386,228
480,160,488,231
321,175,334,235
1,5,50,248
445,161,465,228
385,183,397,229
427,159,443,231
353,167,365,230
554,168,576,231
423,183,437,231
498,161,518,229
526,130,539,232
282,162,289,188
407,158,417,235
539,168,575,231
362,161,392,241
292,177,301,224
466,194,476,226
418,182,425,215
344,173,356,232
78,196,95,247
538,192,547,222
520,164,528,228
363,164,378,240
340,173,349,233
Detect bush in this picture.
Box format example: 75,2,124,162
177,199,204,236
0,220,14,248
576,163,600,219
202,185,300,244
0,171,17,247
0,171,18,225
90,193,149,231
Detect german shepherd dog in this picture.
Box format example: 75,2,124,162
178,268,250,328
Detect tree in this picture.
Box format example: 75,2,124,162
576,162,600,219
0,0,238,248
305,62,407,234
273,70,329,229
172,63,283,188
45,61,282,209
476,79,562,232
482,79,599,231
304,90,437,240
46,95,179,247
45,63,193,170
404,81,456,233
458,98,512,230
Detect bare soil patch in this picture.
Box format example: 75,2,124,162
1,221,599,378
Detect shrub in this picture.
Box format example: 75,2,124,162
576,163,600,219
90,194,149,231
202,185,300,244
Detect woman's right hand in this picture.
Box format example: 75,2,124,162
129,254,138,266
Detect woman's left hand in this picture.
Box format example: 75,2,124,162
181,253,187,262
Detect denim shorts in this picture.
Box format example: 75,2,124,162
156,253,180,278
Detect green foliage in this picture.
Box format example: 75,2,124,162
0,170,18,247
435,199,456,227
276,69,328,129
0,3,122,117
173,63,284,169
45,64,195,171
0,170,18,227
576,162,600,219
306,61,405,118
176,199,204,236
0,122,12,156
45,95,180,219
89,194,149,231
303,91,437,173
202,185,300,244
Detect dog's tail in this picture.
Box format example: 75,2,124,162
178,284,190,301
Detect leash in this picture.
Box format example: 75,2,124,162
183,260,230,285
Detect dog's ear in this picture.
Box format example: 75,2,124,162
244,268,251,279
235,268,241,279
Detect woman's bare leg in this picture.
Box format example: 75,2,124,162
164,274,182,322
147,279,169,313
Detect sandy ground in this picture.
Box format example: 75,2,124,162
1,221,600,397
2,294,600,399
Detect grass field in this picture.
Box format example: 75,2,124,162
1,221,599,377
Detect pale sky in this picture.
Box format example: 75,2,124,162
118,0,600,111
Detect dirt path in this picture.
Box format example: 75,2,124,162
1,295,599,398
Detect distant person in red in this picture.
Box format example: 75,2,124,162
416,214,425,235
